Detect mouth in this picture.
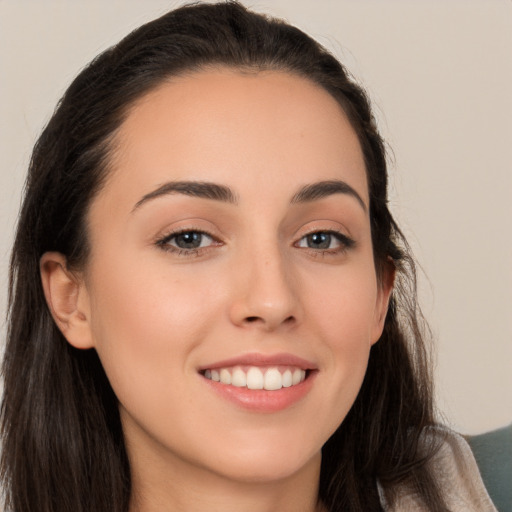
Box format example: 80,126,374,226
200,365,309,391
198,353,317,412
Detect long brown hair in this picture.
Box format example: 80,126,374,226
2,2,447,511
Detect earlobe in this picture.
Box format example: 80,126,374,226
40,252,94,349
371,260,396,345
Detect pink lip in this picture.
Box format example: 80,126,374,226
201,371,317,413
198,352,318,413
198,352,317,372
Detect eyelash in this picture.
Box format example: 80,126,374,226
155,228,220,257
295,230,356,257
155,229,356,258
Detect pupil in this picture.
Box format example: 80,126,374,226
176,232,201,249
308,232,330,249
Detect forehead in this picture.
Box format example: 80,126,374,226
103,68,368,207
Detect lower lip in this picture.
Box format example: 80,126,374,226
201,371,317,413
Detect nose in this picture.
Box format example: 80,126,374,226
228,247,301,332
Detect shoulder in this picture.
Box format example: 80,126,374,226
379,426,498,512
426,427,496,510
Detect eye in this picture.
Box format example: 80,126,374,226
171,231,212,249
157,230,217,253
296,231,355,251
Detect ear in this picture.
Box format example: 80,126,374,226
370,259,396,345
40,252,94,349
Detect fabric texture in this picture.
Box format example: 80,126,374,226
378,428,498,511
467,424,512,512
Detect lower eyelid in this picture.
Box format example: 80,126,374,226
155,228,354,256
156,230,207,248
296,230,355,248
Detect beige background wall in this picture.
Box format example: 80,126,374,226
1,0,510,435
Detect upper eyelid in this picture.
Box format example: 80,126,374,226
296,230,355,245
153,221,355,246
156,226,219,243
294,223,353,241
156,225,351,237
165,230,214,242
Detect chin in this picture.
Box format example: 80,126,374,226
196,427,324,484
212,448,321,484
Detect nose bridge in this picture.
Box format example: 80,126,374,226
229,236,300,330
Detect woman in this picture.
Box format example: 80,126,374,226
0,2,496,511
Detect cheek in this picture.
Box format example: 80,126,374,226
85,255,221,403
301,263,378,413
303,261,379,346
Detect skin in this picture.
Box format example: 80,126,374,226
41,69,393,512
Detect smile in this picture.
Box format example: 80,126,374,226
199,353,316,412
202,366,307,391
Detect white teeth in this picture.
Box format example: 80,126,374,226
203,365,308,390
282,369,292,388
292,369,303,385
246,367,264,390
264,368,282,390
231,367,247,387
220,368,232,385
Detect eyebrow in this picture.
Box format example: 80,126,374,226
291,180,367,212
132,178,366,212
132,181,238,211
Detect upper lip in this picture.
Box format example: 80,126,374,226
198,353,317,371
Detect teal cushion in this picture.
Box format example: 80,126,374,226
467,424,512,512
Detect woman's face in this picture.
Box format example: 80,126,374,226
76,69,391,484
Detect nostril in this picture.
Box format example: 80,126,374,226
243,315,296,326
